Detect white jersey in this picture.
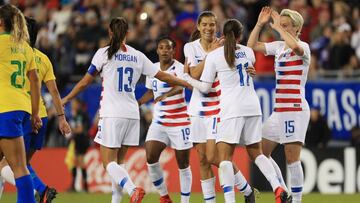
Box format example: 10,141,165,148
88,45,160,119
200,45,262,120
184,39,220,117
145,60,190,127
264,41,310,112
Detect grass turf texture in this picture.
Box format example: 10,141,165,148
2,192,360,203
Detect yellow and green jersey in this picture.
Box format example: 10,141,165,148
24,48,56,118
0,33,36,114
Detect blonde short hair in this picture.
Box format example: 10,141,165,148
280,9,304,37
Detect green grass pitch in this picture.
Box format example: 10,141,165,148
2,192,360,203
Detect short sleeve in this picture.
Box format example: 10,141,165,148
174,62,185,79
25,44,36,72
300,42,311,60
248,48,256,66
264,41,281,56
145,76,152,89
88,48,107,74
140,52,160,77
200,54,217,83
42,55,56,82
183,43,196,67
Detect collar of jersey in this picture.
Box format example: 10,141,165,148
0,32,10,35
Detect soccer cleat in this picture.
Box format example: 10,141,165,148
244,187,260,203
36,186,58,203
287,194,293,203
130,187,145,203
275,187,288,203
160,194,173,203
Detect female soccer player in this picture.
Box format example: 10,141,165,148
0,16,71,203
0,4,41,203
248,7,311,203
138,36,192,203
62,17,190,203
183,11,256,203
184,19,288,203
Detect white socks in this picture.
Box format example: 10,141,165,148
201,176,216,203
288,161,303,203
147,162,168,196
1,165,15,185
254,155,281,191
269,157,289,192
179,166,192,203
219,161,235,203
106,162,136,196
111,164,124,203
234,170,252,196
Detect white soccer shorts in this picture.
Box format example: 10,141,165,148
217,116,262,145
262,111,310,144
94,117,140,148
145,122,193,150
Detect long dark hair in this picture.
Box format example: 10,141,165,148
223,19,243,68
189,11,216,42
0,4,29,43
25,17,39,48
107,17,128,59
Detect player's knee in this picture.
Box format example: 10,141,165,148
177,157,190,169
198,154,210,168
146,153,159,164
206,154,217,166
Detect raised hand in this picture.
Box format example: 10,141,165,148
269,9,281,31
257,6,272,27
209,36,225,52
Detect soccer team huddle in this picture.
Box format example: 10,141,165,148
0,3,310,203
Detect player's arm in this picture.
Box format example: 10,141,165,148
138,89,154,106
154,71,191,89
27,69,42,132
154,86,183,103
247,6,272,53
183,62,212,93
270,10,304,56
188,60,205,80
45,79,71,135
62,72,97,105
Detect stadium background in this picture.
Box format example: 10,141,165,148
2,0,360,202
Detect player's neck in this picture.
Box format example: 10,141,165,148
199,38,214,52
160,60,174,71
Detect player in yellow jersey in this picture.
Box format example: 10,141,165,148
0,4,42,203
0,17,72,203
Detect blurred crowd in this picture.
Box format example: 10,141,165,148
1,0,359,88
2,0,360,148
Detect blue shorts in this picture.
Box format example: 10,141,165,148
24,117,48,151
0,111,30,138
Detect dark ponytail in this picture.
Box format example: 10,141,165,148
188,11,216,42
107,17,128,60
223,19,243,68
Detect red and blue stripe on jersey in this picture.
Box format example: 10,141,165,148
150,64,190,127
198,78,221,116
274,51,307,112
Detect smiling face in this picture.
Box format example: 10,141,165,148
197,16,217,42
157,39,175,64
280,16,299,38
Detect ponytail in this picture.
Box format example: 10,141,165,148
189,30,200,42
0,4,29,43
222,19,243,68
107,17,128,60
224,31,236,68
